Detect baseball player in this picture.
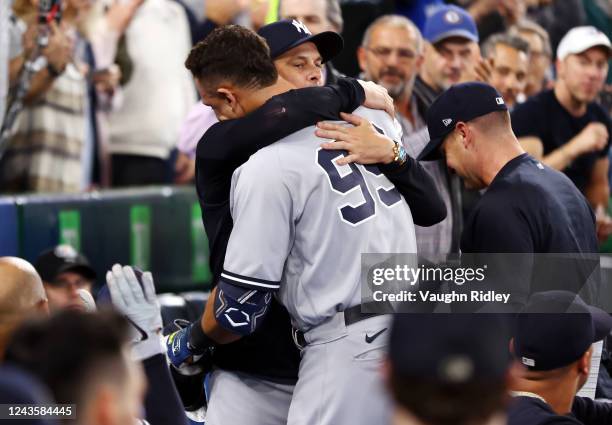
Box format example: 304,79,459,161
167,21,445,425
172,25,418,425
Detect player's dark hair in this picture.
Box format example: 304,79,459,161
5,309,130,408
185,25,278,91
389,375,508,425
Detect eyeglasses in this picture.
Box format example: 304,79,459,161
365,46,416,61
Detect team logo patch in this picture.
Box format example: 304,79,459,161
522,356,535,367
496,97,505,105
223,308,250,327
442,118,453,127
292,19,311,35
444,11,460,24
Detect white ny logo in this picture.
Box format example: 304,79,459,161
292,20,312,35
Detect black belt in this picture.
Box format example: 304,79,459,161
292,302,387,350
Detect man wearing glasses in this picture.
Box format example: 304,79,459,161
351,13,460,255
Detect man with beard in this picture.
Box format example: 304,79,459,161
319,14,457,255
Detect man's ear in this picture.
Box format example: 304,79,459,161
216,87,240,113
455,122,471,149
577,346,593,376
357,46,368,74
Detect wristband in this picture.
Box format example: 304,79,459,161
188,319,214,352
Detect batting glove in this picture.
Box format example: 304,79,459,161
106,264,164,361
166,322,206,368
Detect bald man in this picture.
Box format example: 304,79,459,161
0,257,48,358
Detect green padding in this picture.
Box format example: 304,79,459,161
16,186,211,293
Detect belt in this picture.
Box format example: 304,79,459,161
292,302,386,350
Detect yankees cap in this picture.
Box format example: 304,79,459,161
423,5,479,45
389,314,511,384
514,291,612,371
258,19,343,63
418,82,508,161
34,244,96,284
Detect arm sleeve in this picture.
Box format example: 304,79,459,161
197,78,365,164
572,396,612,424
196,78,365,205
142,354,189,425
221,149,293,291
378,157,447,227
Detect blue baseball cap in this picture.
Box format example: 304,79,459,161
418,82,508,161
390,314,511,383
424,5,479,45
258,19,344,63
514,291,612,371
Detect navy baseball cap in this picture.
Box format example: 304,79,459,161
390,314,511,383
418,82,508,161
424,5,479,45
34,245,96,284
258,19,343,63
514,291,612,371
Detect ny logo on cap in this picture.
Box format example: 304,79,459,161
292,20,311,35
495,97,504,105
442,118,453,127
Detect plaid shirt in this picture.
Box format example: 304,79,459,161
399,98,453,255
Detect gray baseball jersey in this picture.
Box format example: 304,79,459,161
221,107,418,331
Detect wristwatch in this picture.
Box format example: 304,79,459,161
392,139,407,166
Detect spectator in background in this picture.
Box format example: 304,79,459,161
1,0,110,193
511,26,612,242
355,15,457,255
33,245,96,313
508,291,612,425
417,5,480,101
0,257,48,360
5,310,148,425
481,33,530,108
107,0,195,187
81,0,145,187
279,0,344,84
386,313,512,425
508,19,553,97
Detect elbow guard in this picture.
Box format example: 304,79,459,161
214,279,273,336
